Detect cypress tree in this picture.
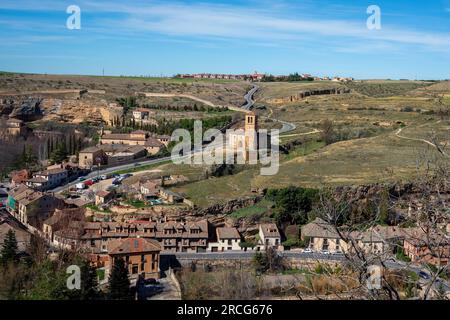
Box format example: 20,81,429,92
1,230,18,265
108,258,132,300
80,262,100,300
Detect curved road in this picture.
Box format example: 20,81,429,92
52,84,297,193
241,83,297,134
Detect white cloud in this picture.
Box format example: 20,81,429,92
1,0,450,52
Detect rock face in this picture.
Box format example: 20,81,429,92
1,97,43,121
0,99,14,115
196,196,263,216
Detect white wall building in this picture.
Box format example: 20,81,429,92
208,227,242,252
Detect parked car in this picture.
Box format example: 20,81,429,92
99,175,108,180
419,271,431,280
77,177,86,182
84,180,94,186
321,250,330,255
75,182,86,190
303,248,313,253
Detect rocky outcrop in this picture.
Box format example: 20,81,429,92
11,98,43,121
1,97,43,121
196,196,264,216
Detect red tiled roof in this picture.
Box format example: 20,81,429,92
108,237,160,255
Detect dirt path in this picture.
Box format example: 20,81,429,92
395,126,449,158
280,129,321,138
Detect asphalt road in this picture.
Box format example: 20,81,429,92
162,251,345,262
242,84,259,110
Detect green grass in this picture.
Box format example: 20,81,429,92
112,160,171,175
229,199,273,219
282,140,325,161
125,199,147,208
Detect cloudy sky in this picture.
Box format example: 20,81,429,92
0,0,449,79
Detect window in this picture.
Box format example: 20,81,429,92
227,239,232,245
131,264,139,274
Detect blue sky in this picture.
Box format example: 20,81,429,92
0,0,449,79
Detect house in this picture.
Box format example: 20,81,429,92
259,223,282,249
356,225,405,255
0,216,30,251
105,145,148,165
144,138,164,155
159,189,184,204
53,220,85,249
208,227,241,252
6,118,26,136
132,108,150,120
140,180,161,196
301,218,348,253
106,237,161,280
6,185,65,229
25,167,68,191
156,220,209,253
53,219,209,254
156,135,171,147
95,190,114,206
43,207,85,242
100,130,164,154
403,229,450,266
78,146,107,169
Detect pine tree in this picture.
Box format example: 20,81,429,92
1,230,18,265
80,262,100,300
108,258,132,300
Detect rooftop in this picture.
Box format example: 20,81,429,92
260,223,281,238
107,237,161,255
217,227,241,239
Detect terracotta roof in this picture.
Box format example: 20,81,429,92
96,190,111,198
107,237,160,255
101,133,146,141
144,138,164,148
217,227,240,239
79,146,103,153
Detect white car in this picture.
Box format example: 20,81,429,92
303,248,314,253
321,250,330,255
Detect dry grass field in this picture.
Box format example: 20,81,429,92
164,80,450,207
